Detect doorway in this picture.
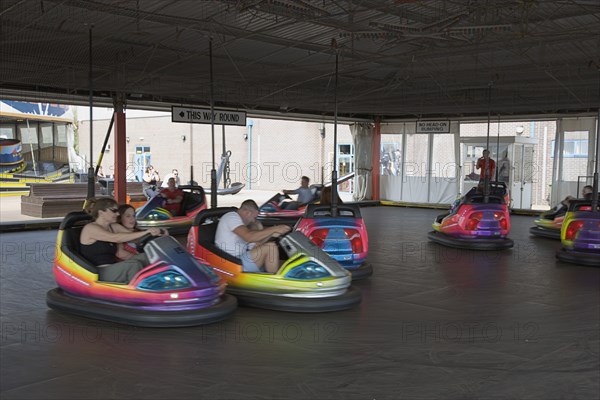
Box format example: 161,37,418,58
337,143,354,193
133,146,151,182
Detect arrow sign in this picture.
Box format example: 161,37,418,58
171,106,246,126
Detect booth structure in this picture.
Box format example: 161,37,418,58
461,136,537,209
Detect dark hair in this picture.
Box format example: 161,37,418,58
117,204,139,231
301,176,310,183
89,197,118,220
240,199,259,211
320,186,342,205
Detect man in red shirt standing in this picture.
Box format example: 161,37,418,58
159,177,184,216
476,149,496,191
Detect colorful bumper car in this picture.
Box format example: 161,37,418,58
187,207,361,312
295,204,372,280
428,188,513,250
47,212,237,327
529,206,566,240
257,185,322,227
556,200,600,266
136,185,207,235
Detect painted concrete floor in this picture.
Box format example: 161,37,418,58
1,207,598,399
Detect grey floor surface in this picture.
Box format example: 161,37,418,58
1,207,598,399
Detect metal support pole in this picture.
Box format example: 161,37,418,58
209,38,217,208
113,95,127,203
247,120,253,190
189,124,194,184
592,105,599,211
222,125,227,188
331,53,339,217
25,119,37,176
483,82,493,203
87,26,95,200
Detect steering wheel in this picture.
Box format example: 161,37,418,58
268,230,289,245
136,229,166,249
277,193,294,208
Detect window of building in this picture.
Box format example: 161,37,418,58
56,125,68,146
551,139,588,158
0,125,15,139
40,123,54,148
18,123,38,148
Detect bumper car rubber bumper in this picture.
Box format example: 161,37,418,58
47,288,238,327
556,249,600,267
345,262,373,280
256,215,301,227
529,226,561,240
226,286,361,313
428,230,514,250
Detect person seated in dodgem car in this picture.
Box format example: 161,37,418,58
281,176,314,210
159,177,184,216
543,185,594,220
319,186,343,206
582,185,596,201
114,203,168,257
79,198,163,283
434,182,492,224
215,200,291,273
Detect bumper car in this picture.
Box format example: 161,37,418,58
136,185,207,235
529,206,565,240
295,204,372,280
47,212,237,327
428,191,513,250
257,185,322,227
187,207,361,312
556,200,600,266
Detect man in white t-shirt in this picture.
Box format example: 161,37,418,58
215,200,291,273
282,176,314,209
161,169,181,188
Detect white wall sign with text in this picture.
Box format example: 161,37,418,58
416,120,451,133
171,106,247,126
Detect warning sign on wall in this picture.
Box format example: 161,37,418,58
416,121,450,133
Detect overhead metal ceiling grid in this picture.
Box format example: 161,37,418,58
1,0,599,120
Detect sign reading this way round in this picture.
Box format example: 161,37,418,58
171,106,247,126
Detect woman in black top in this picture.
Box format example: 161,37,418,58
80,198,162,283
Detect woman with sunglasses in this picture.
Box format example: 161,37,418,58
80,198,162,283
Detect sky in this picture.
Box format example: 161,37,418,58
75,106,168,121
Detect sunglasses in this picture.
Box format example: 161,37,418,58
105,207,119,213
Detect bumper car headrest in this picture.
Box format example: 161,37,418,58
192,206,237,226
59,211,92,230
305,203,361,218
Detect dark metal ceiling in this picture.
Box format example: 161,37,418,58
1,0,599,120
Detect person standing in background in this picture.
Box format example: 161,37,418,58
142,165,160,198
476,149,496,184
161,169,181,188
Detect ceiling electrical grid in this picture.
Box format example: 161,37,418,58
1,0,599,120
